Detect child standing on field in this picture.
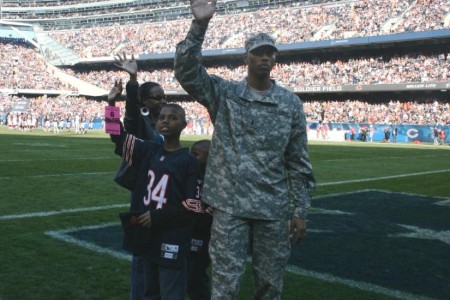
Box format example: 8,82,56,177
110,103,205,300
187,140,213,300
108,53,167,300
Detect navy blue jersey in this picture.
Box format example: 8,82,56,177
189,171,213,262
113,132,203,269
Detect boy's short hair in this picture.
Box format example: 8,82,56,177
192,139,211,150
161,103,186,123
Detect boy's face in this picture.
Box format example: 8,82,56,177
156,106,186,137
191,144,209,170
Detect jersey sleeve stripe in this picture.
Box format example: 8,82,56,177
182,199,205,213
123,134,136,165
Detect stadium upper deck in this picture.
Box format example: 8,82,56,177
44,0,449,57
0,0,449,101
0,0,312,30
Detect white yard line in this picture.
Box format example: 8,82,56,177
5,188,446,299
45,222,131,261
0,157,113,162
0,204,128,220
320,154,447,162
1,171,449,220
43,223,437,300
0,171,113,180
317,169,450,186
286,266,435,300
1,169,449,183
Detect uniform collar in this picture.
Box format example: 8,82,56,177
237,79,278,104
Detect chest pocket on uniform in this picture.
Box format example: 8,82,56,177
246,103,292,149
222,96,250,132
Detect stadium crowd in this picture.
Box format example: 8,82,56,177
0,0,449,135
0,0,448,91
0,94,215,135
47,0,449,57
1,94,448,135
2,37,448,91
1,2,192,19
304,99,450,125
2,0,114,7
0,38,70,90
66,49,449,92
1,0,331,18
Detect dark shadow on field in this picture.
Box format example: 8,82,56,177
290,190,450,299
69,225,126,254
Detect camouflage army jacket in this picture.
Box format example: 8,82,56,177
175,21,315,220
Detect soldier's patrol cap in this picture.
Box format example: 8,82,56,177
245,33,278,53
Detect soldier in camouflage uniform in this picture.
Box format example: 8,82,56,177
174,1,316,299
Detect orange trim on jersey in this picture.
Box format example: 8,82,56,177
182,199,205,213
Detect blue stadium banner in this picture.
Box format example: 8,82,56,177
293,82,450,93
308,122,449,144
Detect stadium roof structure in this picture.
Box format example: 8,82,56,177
71,28,450,98
74,29,450,66
0,0,290,30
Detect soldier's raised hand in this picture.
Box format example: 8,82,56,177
190,0,217,25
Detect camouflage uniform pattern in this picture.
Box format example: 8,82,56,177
209,210,291,299
175,21,315,220
174,20,315,299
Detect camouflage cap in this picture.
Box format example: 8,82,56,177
245,33,278,53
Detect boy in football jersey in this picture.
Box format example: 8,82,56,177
111,103,204,300
108,55,166,300
187,140,213,300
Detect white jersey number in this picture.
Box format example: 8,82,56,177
143,170,168,209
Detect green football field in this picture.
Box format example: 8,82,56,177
0,127,449,300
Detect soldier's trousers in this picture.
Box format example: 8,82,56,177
209,210,291,300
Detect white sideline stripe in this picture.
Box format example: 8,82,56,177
0,157,113,162
317,169,450,186
7,189,444,300
320,154,445,162
46,224,433,300
0,171,114,180
45,222,131,261
313,189,450,202
0,204,128,220
286,266,435,300
44,225,437,300
2,169,448,184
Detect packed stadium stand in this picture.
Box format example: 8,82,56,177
0,0,449,141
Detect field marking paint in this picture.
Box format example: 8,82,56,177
317,169,450,186
45,222,131,261
2,189,448,222
2,169,448,186
0,204,128,220
320,154,446,162
436,199,450,206
6,189,445,300
0,157,113,162
12,142,69,148
390,224,450,246
44,223,434,300
0,171,113,180
286,266,435,300
313,189,450,203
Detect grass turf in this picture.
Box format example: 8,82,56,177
0,127,449,299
